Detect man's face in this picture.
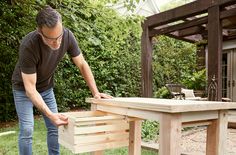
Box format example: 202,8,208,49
38,21,63,50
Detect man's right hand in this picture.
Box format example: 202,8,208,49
50,113,68,126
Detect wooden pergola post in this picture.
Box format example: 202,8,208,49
207,5,222,101
141,23,153,97
141,0,236,99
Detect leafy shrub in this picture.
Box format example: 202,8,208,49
142,120,159,142
182,69,207,90
0,0,142,120
153,86,170,98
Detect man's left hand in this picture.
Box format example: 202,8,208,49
94,93,113,99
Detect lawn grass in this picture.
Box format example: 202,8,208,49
0,117,157,155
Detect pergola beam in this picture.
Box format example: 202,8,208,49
146,0,236,29
149,16,207,37
141,0,236,98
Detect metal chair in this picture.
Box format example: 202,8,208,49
165,84,185,99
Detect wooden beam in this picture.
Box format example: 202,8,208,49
221,7,236,19
207,6,222,101
149,16,208,37
165,34,196,43
178,26,205,37
141,23,153,97
149,7,236,38
146,0,236,29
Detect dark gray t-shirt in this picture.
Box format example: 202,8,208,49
12,28,80,92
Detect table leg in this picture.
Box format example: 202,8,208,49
206,110,228,155
129,120,142,155
90,104,103,155
159,113,182,155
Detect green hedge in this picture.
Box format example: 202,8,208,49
0,0,200,122
0,0,142,121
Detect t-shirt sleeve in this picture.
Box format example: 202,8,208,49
19,44,37,74
68,30,81,57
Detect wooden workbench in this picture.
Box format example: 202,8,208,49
86,97,236,155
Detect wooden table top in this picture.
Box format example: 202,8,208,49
86,97,236,113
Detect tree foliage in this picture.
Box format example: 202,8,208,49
0,0,142,121
0,0,201,122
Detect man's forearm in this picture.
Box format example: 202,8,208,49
80,62,99,96
25,89,53,118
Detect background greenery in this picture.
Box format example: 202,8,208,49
0,0,207,152
0,118,156,155
0,0,204,126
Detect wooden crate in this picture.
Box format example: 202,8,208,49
59,111,134,154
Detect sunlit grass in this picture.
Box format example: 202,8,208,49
0,117,157,155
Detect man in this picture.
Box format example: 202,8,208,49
12,5,112,155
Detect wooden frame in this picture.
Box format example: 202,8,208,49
141,0,236,100
86,97,236,155
58,111,140,154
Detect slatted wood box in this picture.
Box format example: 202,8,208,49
58,111,133,154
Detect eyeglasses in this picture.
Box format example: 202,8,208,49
38,29,63,42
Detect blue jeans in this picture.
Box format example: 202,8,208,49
13,88,60,155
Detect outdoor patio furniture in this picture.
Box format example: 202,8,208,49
165,84,185,99
181,88,206,101
86,97,236,155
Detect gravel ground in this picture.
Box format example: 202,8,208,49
181,127,236,155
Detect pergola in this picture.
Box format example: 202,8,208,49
141,0,236,100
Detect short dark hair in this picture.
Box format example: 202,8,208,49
36,5,62,28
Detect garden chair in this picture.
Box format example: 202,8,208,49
165,83,185,99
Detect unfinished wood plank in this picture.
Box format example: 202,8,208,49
75,140,129,154
96,104,161,121
129,120,142,155
90,105,104,155
0,131,16,137
182,120,212,128
74,123,129,135
159,113,182,155
206,110,228,155
228,110,236,122
75,132,129,145
75,115,125,122
86,97,236,113
76,119,128,126
62,111,105,118
181,111,218,122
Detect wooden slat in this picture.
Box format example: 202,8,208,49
182,120,212,128
73,140,129,154
228,110,236,122
75,132,129,145
74,123,129,135
61,111,107,121
76,119,128,126
86,98,236,113
96,104,161,121
75,115,125,122
181,111,218,123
